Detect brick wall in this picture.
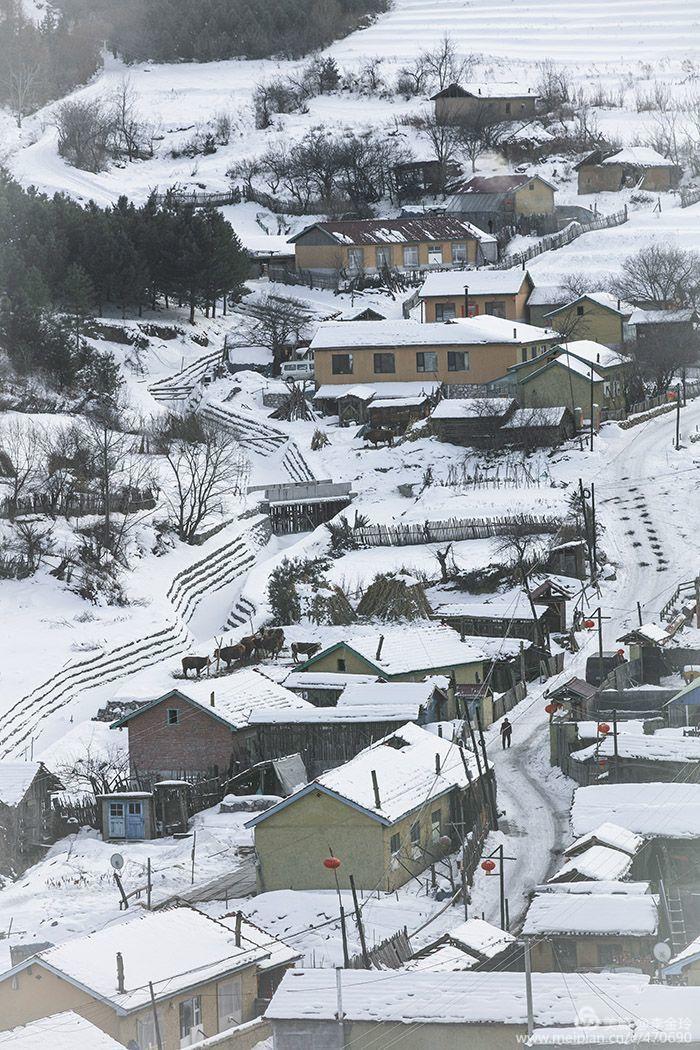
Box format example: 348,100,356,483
127,698,239,778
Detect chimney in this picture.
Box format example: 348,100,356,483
210,692,215,707
438,724,443,738
375,635,385,661
371,770,381,809
617,298,621,310
116,952,125,994
513,327,517,339
235,911,242,947
435,754,441,774
596,353,600,363
464,284,469,318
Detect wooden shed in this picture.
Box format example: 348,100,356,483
576,146,681,193
0,761,63,876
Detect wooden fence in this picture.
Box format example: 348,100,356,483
680,187,700,209
348,928,413,969
151,187,242,208
0,487,157,521
353,515,561,548
492,207,628,271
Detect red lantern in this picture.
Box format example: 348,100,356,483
544,702,558,715
323,857,341,870
616,649,625,658
583,618,596,629
481,859,496,873
598,723,611,735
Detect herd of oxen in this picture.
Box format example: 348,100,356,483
181,629,322,677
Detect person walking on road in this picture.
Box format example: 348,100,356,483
500,718,512,749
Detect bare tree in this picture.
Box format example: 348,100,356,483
494,515,548,649
421,35,471,92
161,419,249,543
630,326,699,395
0,419,43,520
1,18,42,127
54,740,130,797
535,60,571,114
610,244,700,308
455,103,508,172
109,76,149,162
56,98,113,172
11,520,55,573
407,110,462,193
237,294,317,376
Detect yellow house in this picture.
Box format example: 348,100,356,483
0,908,299,1049
575,146,680,194
310,317,560,389
523,883,659,974
512,341,631,414
544,292,634,347
247,722,492,892
418,268,534,322
446,174,555,234
431,81,539,122
288,216,498,275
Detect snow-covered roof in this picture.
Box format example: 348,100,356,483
248,704,420,724
418,269,530,298
6,908,297,1014
266,971,663,1026
527,285,567,307
629,308,696,325
447,917,517,958
290,215,494,246
572,783,700,840
313,381,441,401
549,844,633,883
338,679,445,708
535,881,651,895
523,352,605,382
369,395,430,409
565,822,644,858
522,887,657,937
664,933,700,974
621,621,672,645
0,1013,124,1050
572,732,700,764
284,671,379,690
601,146,675,167
501,407,570,428
431,396,515,420
247,722,482,828
433,594,537,620
310,317,555,352
556,339,630,369
111,671,311,732
455,81,535,100
298,624,526,676
0,762,42,808
546,292,633,318
405,918,516,973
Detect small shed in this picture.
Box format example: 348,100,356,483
0,761,63,875
665,678,700,727
545,676,598,718
366,394,433,433
500,406,575,448
98,791,156,840
431,397,517,446
254,480,356,535
405,918,519,972
576,146,681,194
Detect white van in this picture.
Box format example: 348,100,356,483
281,360,314,381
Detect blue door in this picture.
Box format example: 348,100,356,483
125,801,145,839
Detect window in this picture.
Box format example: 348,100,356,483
374,352,396,374
337,658,346,672
485,301,506,318
505,101,512,114
427,245,443,266
376,246,390,270
390,832,401,855
435,303,456,322
416,351,439,373
347,248,363,272
528,181,534,190
530,346,538,359
521,347,528,363
430,810,442,842
137,1015,161,1050
331,354,353,375
447,351,468,372
410,822,420,845
179,996,202,1043
167,708,179,726
109,802,123,818
403,245,419,268
577,305,584,316
598,942,622,967
451,242,468,264
218,976,242,1027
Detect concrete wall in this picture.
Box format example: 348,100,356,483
0,963,260,1049
273,1018,527,1049
126,698,239,779
295,238,479,274
314,337,557,388
549,302,625,346
435,94,538,122
514,180,555,215
421,283,532,323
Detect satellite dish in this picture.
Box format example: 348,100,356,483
653,941,672,964
110,853,125,871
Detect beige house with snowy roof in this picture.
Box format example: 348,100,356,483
247,722,491,892
0,907,299,1050
289,216,497,274
431,81,539,122
544,292,634,347
418,268,534,322
576,146,681,193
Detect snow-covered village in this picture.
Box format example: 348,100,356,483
1,0,700,1047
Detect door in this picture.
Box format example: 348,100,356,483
125,801,145,839
108,802,125,838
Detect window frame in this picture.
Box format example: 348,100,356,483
451,242,468,264
410,821,420,845
217,975,243,1028
416,351,439,373
485,300,506,318
167,708,180,726
347,248,364,272
427,244,443,266
331,353,353,376
390,832,401,855
435,303,456,322
430,809,442,842
373,352,396,375
376,246,391,270
447,350,468,372
179,995,202,1041
402,244,419,268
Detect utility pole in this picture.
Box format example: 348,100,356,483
475,708,498,828
498,843,506,931
190,828,197,885
349,874,370,968
589,369,595,451
146,858,152,910
612,709,619,758
675,383,682,450
597,606,604,664
524,939,534,1040
149,981,164,1050
637,601,643,627
590,482,597,576
578,479,594,578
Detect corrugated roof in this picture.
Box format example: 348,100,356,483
289,216,495,246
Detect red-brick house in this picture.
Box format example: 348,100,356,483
111,670,311,782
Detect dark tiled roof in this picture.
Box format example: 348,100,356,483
289,216,488,247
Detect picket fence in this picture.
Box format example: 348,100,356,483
354,514,561,548
492,208,628,271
